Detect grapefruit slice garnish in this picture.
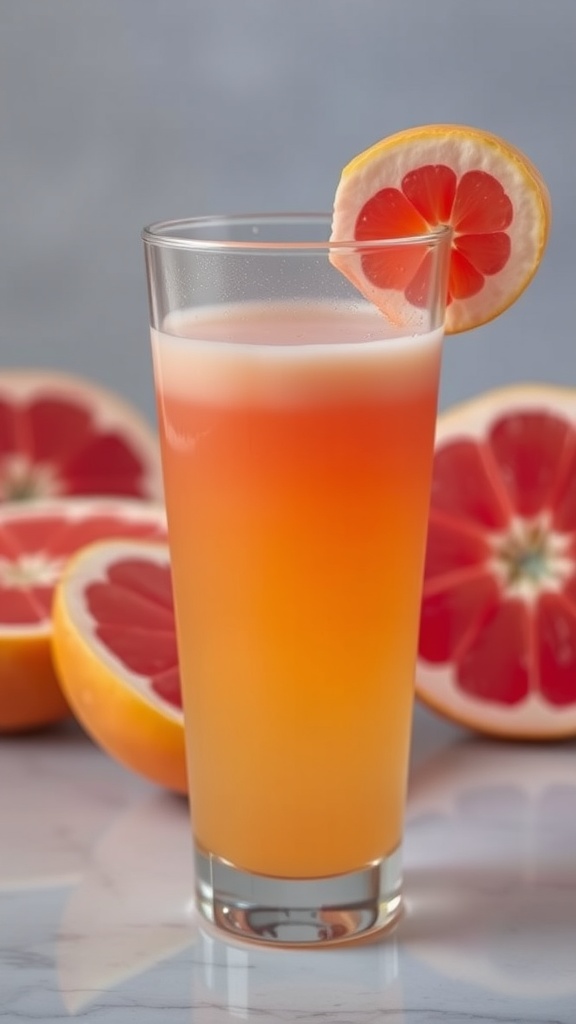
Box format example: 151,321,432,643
330,124,551,333
0,370,163,502
0,498,166,732
416,384,576,739
52,539,186,793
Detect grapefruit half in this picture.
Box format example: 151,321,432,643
0,370,162,502
330,124,550,333
416,385,576,739
0,498,166,732
52,539,186,793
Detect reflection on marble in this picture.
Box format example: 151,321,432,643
193,925,402,1021
2,711,576,1023
404,739,576,999
57,791,195,1012
0,724,149,890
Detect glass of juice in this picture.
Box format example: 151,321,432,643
142,214,451,947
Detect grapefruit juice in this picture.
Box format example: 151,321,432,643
152,301,442,879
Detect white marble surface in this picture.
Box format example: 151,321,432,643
1,706,575,1023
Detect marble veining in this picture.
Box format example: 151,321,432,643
1,710,576,1023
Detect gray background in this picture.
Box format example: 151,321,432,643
1,0,574,424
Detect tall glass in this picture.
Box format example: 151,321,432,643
142,214,451,946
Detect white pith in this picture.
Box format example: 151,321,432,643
488,513,574,603
0,552,64,589
0,455,63,501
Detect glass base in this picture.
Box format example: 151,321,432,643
194,844,403,947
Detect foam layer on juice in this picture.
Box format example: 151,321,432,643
152,300,443,406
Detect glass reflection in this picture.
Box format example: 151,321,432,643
192,924,402,1021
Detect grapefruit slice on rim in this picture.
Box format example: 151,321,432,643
330,124,550,333
52,539,185,793
0,498,166,733
0,370,162,502
416,384,576,740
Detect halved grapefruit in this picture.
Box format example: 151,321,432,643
52,539,185,793
330,124,550,333
416,384,576,739
0,499,166,732
0,370,162,502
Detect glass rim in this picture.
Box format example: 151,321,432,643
141,213,452,253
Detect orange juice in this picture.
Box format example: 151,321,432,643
152,301,442,879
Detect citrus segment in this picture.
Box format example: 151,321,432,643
86,558,180,706
330,124,550,333
536,592,576,705
430,442,511,528
52,539,186,793
456,598,531,705
551,440,576,530
0,499,166,732
488,411,571,517
416,385,576,739
0,370,162,502
418,572,500,664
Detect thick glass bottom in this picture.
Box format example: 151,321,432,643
194,844,403,947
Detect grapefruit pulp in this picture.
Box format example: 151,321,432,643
330,124,550,333
0,499,166,732
0,370,162,502
52,539,185,793
416,385,576,739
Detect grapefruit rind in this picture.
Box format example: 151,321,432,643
0,498,167,733
52,539,186,793
330,124,551,334
416,384,576,740
0,634,70,733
